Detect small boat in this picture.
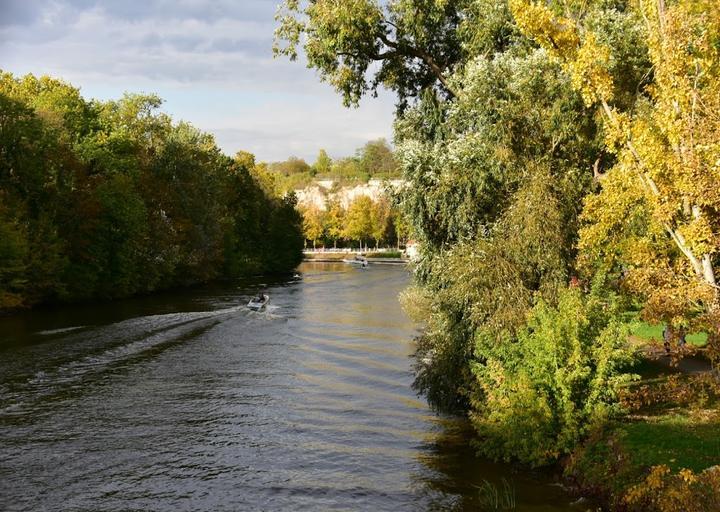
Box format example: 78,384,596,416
247,294,269,311
342,255,368,267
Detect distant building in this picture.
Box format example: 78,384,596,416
405,240,419,260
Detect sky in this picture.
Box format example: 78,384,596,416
0,0,396,163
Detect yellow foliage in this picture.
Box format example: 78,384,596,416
623,464,720,512
545,0,720,330
569,33,614,106
508,0,580,61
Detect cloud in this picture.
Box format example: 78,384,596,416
0,0,395,162
0,2,35,27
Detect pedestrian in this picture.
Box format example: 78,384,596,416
663,325,672,355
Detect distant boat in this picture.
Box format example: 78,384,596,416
342,255,368,267
247,294,269,311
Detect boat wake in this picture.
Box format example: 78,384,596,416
0,305,264,418
36,326,88,336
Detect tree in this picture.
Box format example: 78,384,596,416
331,157,365,182
234,150,256,170
343,196,374,250
357,139,398,178
370,197,391,248
301,204,326,249
268,156,312,176
393,209,411,249
0,71,305,310
0,198,27,308
472,287,636,466
324,199,345,249
313,149,332,175
274,0,465,108
511,0,720,346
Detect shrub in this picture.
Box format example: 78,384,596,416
470,287,638,466
624,465,720,512
366,250,403,258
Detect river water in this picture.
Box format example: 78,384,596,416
0,263,587,511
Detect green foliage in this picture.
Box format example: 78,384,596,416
366,251,402,259
279,0,690,472
471,287,637,466
313,149,332,175
396,48,598,256
356,139,398,178
270,139,401,192
0,199,28,308
0,71,303,310
274,0,464,108
267,156,311,176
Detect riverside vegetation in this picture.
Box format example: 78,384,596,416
271,140,410,250
276,0,720,509
0,73,304,310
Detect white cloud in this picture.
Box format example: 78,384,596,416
0,0,396,162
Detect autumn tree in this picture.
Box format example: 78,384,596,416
301,204,326,249
324,199,345,249
0,72,304,309
370,197,392,248
511,0,720,345
344,196,374,250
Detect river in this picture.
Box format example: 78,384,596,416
0,263,588,511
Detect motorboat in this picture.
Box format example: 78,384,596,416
247,294,270,311
342,255,368,267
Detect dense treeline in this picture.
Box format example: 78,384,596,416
277,0,720,504
300,195,409,250
0,72,303,310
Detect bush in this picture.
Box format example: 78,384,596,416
624,465,720,512
470,287,638,466
366,250,403,258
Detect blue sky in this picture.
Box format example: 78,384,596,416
0,0,395,163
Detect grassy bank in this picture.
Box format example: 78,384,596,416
366,251,403,259
567,372,720,510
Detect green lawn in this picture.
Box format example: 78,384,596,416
619,412,720,473
629,319,708,347
569,410,720,499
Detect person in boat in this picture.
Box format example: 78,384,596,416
254,291,266,303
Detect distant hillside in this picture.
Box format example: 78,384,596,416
264,139,402,193
295,179,406,210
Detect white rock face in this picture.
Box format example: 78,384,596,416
295,179,406,210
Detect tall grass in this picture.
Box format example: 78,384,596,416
476,479,516,510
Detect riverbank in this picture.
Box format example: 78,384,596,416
302,251,409,265
565,350,720,511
